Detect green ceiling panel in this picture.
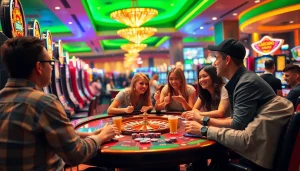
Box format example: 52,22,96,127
63,42,92,53
82,0,214,32
183,36,214,43
21,0,71,34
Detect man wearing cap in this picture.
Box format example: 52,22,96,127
184,38,293,170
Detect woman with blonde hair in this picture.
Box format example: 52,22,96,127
108,73,152,115
154,68,196,111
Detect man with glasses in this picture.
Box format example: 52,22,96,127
0,36,119,170
184,38,293,171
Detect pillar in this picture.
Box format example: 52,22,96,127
214,20,239,45
169,36,184,65
294,29,300,46
250,32,260,57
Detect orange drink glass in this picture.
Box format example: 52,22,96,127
168,115,178,134
112,116,122,131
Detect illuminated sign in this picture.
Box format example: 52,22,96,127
251,36,284,55
27,19,41,39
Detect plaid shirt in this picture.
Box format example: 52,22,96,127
0,79,100,171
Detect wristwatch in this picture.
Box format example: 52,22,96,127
200,126,208,137
202,116,210,126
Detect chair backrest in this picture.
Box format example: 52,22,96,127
274,112,300,171
295,97,300,112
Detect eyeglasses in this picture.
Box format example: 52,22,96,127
39,60,55,66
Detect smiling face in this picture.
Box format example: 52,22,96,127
168,72,181,90
198,69,213,89
134,78,149,95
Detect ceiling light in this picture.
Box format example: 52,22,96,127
117,27,157,44
121,43,147,54
233,13,237,16
68,22,72,24
290,21,294,24
55,6,60,10
254,0,260,3
171,3,174,6
97,7,100,10
212,17,217,20
110,0,158,28
200,26,204,29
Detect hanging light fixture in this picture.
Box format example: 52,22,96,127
117,27,157,44
110,0,158,28
121,43,147,54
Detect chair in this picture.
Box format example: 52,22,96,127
225,112,300,171
69,98,97,120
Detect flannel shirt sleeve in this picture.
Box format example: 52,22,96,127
38,100,100,165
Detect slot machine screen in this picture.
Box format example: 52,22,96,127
276,55,286,71
275,72,287,85
255,56,273,72
282,89,291,97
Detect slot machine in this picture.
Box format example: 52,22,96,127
78,60,94,100
69,56,88,107
60,52,82,109
41,30,53,94
0,0,26,89
51,40,74,114
83,63,96,98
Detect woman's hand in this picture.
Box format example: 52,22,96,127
154,90,161,101
124,106,134,113
172,90,186,104
164,93,171,105
183,111,203,123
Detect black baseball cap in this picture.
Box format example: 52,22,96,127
208,38,246,60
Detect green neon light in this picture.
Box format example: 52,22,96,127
175,0,216,29
155,36,169,47
81,0,97,31
63,42,91,53
183,36,214,43
239,0,299,25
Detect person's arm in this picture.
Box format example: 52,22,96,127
200,99,230,118
181,90,195,110
107,98,133,115
108,90,134,115
192,97,202,113
39,100,117,165
286,89,298,109
155,85,168,111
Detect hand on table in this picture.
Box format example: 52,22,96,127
125,106,134,113
185,121,203,137
140,106,153,112
182,111,203,123
98,123,120,143
172,90,186,104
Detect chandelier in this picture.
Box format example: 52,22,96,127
117,27,157,44
110,0,158,28
121,43,147,53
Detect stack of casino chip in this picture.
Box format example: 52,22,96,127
165,137,177,143
132,133,161,139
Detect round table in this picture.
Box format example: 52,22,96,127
72,112,222,171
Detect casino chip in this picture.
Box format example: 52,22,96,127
134,138,143,142
140,140,150,144
165,139,172,143
151,138,158,142
170,137,177,142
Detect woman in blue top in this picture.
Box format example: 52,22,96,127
108,73,152,115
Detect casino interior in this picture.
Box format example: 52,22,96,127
0,0,299,171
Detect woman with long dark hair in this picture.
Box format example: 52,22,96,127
182,66,230,119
